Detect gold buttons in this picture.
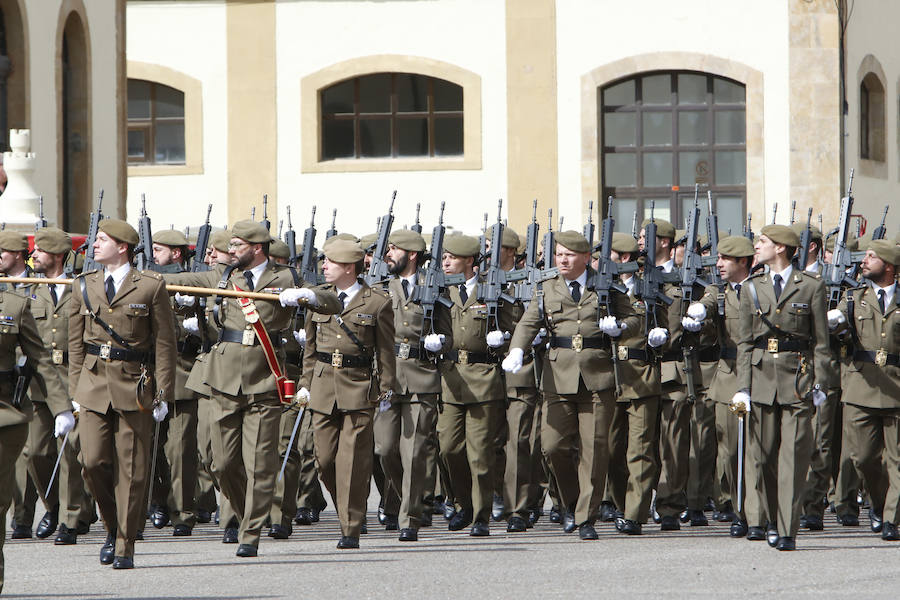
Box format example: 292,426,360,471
403,322,409,326
336,334,342,339
51,342,57,348
51,328,57,333
108,308,113,313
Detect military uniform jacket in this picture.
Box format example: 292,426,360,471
504,291,540,396
736,269,829,405
388,276,452,396
184,264,227,397
837,284,900,409
301,281,396,412
439,281,514,404
29,282,74,416
166,263,342,396
509,269,639,396
615,289,665,401
0,290,67,427
660,281,717,388
706,283,743,404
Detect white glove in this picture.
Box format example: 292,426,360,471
293,329,307,347
681,316,702,333
152,401,169,423
174,292,196,307
280,288,318,307
647,327,668,348
502,348,525,374
531,328,546,346
600,315,627,338
686,302,707,321
731,391,751,413
423,333,445,352
826,309,846,330
812,389,827,407
71,401,81,413
486,330,506,348
378,397,392,413
54,411,75,438
182,316,199,335
295,387,310,406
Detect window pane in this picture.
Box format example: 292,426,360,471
715,110,746,144
154,121,185,164
434,117,463,156
642,74,671,105
604,112,636,147
155,85,184,118
398,118,428,156
678,74,707,104
127,129,146,159
397,74,428,112
359,118,391,157
359,74,391,113
715,151,746,185
680,195,709,231
127,80,151,119
604,153,636,187
678,151,711,186
678,112,708,145
603,80,635,106
322,119,354,160
715,196,744,235
713,78,745,104
433,78,463,111
322,80,354,115
611,197,637,234
642,112,672,146
643,198,670,224
643,152,673,187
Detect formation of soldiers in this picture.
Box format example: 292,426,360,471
0,184,898,589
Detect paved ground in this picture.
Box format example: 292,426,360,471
4,498,899,599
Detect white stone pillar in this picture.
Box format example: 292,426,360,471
0,129,42,227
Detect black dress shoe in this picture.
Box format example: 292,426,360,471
801,514,824,531
620,519,642,535
75,521,90,535
599,502,617,523
869,509,883,533
448,509,473,531
383,514,399,531
443,501,457,521
222,527,238,544
236,544,258,557
526,509,539,528
11,524,32,539
775,536,796,551
377,505,386,525
36,508,59,539
470,521,490,537
548,506,562,524
398,528,418,542
578,522,599,540
111,556,134,569
173,524,192,537
294,507,314,526
562,512,577,534
766,527,780,548
420,512,433,528
336,536,359,549
688,509,709,526
215,507,220,525
881,521,899,541
730,520,749,538
746,526,766,541
268,524,291,539
836,513,859,526
678,509,689,524
715,504,736,523
100,532,116,565
660,515,680,531
360,523,368,535
491,495,504,522
55,524,78,545
507,516,527,533
135,530,144,541
150,506,170,529
196,509,212,524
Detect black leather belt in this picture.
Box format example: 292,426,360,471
618,347,653,363
315,351,370,369
853,350,900,367
753,338,809,353
661,350,681,362
85,343,150,363
696,346,721,363
394,343,423,360
548,335,607,351
719,346,737,360
444,350,498,365
218,328,283,347
284,351,303,365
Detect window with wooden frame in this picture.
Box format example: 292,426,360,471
320,73,463,160
127,79,185,165
859,73,885,162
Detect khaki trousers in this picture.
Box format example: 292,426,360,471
714,401,745,520
843,403,900,525
0,423,28,595
503,389,540,520
800,388,840,518
150,398,199,527
655,386,692,518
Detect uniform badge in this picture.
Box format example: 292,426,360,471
356,313,375,325
875,349,888,367
52,350,64,365
242,329,256,345
332,349,344,367
397,343,411,359
129,303,147,309
572,333,583,352
618,345,629,361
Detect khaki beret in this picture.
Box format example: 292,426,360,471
502,228,520,249
210,230,231,253
641,218,676,240
674,229,687,246
34,228,72,255
611,232,639,255
324,233,359,246
824,234,858,253
323,239,364,264
152,229,189,247
556,230,591,253
443,235,480,257
269,239,291,259
867,239,900,266
99,219,139,245
358,233,378,252
0,231,29,252
389,229,426,252
230,220,271,244
790,222,823,242
760,224,799,248
717,235,755,258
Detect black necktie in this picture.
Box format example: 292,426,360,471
773,274,783,301
458,284,468,304
878,289,886,314
734,283,741,300
570,281,581,302
401,279,410,300
243,271,254,291
105,276,116,304
338,292,348,307
50,285,58,306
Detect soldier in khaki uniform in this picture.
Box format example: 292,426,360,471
829,240,900,541
165,220,341,557
298,239,396,549
69,220,177,569
733,224,830,551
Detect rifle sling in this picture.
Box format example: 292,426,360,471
79,277,141,355
745,280,811,344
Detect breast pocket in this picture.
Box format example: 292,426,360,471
126,306,151,338
310,312,332,345
347,313,376,346
787,304,811,332
31,306,47,321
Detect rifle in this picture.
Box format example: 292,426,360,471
36,196,48,229
81,189,104,273
325,209,338,240
191,204,213,272
540,208,556,269
823,169,860,310
284,206,298,269
260,195,271,232
583,200,595,249
744,213,754,241
135,195,181,273
679,195,708,404
478,212,488,272
790,200,797,225
250,206,256,221
364,191,396,287
635,200,674,334
631,209,639,240
300,206,319,285
871,205,890,241
796,208,814,271
513,200,558,314
705,191,724,287
476,200,523,335
771,202,778,225
411,203,423,234
277,220,283,239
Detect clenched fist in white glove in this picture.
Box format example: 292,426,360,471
182,317,199,335
280,288,318,307
486,330,506,348
647,327,669,348
152,401,169,423
423,333,445,352
600,316,627,338
827,309,846,330
54,411,75,438
502,348,525,374
731,390,751,413
174,292,196,307
295,387,310,406
71,401,81,414
531,328,546,346
681,316,702,333
812,388,827,407
687,302,707,321
293,329,307,347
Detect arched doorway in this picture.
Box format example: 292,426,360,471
0,0,27,153
60,9,90,233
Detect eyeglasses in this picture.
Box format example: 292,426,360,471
228,241,250,251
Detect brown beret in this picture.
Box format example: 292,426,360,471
502,228,520,249
867,240,900,266
824,234,858,253
34,228,72,255
389,229,426,252
0,231,28,252
269,239,291,259
611,232,638,255
324,233,359,246
230,220,271,244
641,218,676,240
674,229,687,246
790,222,823,242
358,233,378,252
555,230,591,253
99,219,139,245
152,229,189,247
323,239,364,264
717,235,755,258
443,235,480,257
210,230,231,253
760,224,800,248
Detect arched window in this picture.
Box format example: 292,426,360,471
859,73,885,162
127,79,185,164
